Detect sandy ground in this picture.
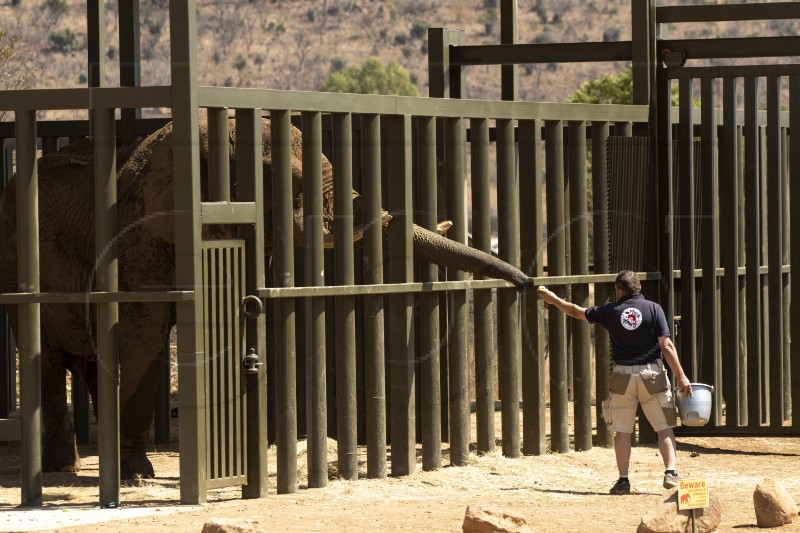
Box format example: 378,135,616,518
1,412,799,533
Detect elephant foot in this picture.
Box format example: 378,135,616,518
121,452,155,480
42,444,82,473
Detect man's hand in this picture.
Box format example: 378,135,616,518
675,375,693,397
536,286,557,305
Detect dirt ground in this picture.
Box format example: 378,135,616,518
1,411,799,533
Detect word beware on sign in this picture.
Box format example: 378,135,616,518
677,479,709,510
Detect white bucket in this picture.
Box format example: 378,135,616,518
675,383,714,427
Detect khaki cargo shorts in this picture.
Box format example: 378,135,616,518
600,360,677,433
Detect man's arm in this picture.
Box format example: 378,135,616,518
536,287,587,321
658,335,693,396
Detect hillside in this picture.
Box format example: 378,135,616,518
3,0,799,119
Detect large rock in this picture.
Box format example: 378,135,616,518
201,518,267,533
462,504,535,533
754,479,799,528
636,491,722,533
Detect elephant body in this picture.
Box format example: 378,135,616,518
0,118,531,479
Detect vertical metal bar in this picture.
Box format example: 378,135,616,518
720,77,740,427
233,246,242,478
386,114,415,476
700,77,721,424
418,115,442,469
16,109,42,507
118,0,141,147
781,126,791,423
302,111,327,488
333,113,357,480
500,0,518,102
766,75,784,428
209,248,218,479
202,249,211,478
95,107,120,506
568,121,591,451
591,121,613,446
361,113,387,477
208,107,230,202
496,118,520,458
444,117,470,466
224,247,233,477
519,119,546,455
744,76,762,427
545,120,569,453
631,0,655,107
237,109,268,498
678,78,697,381
737,124,748,424
87,0,104,88
791,76,800,429
272,110,298,493
470,117,495,456
170,0,206,504
656,64,676,356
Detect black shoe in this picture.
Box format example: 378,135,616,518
610,477,630,495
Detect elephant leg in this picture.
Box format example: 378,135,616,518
42,348,81,473
118,302,172,480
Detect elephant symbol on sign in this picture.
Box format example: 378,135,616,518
680,493,691,506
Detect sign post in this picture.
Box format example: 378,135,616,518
677,478,709,533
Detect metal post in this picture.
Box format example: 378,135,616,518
16,109,42,507
520,119,547,455
301,111,328,488
470,117,495,456
94,107,120,508
568,121,591,451
445,117,469,466
362,113,387,477
272,110,298,494
169,0,206,504
208,107,230,202
545,120,569,453
386,115,415,476
678,78,697,381
790,76,800,429
418,115,442,469
497,118,520,458
333,113,357,480
500,0,518,102
237,109,268,499
119,0,141,147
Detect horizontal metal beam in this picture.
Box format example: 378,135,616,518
0,86,171,111
676,426,800,437
658,2,800,23
200,201,257,225
660,37,800,60
0,291,194,304
198,87,649,123
0,418,21,440
666,64,800,80
258,272,662,299
450,41,633,65
0,118,171,139
673,265,789,280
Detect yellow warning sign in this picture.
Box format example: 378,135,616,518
677,479,709,510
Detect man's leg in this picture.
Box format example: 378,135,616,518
614,431,632,476
657,428,677,470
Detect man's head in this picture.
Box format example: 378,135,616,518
614,270,641,297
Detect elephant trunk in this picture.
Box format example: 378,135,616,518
412,225,534,293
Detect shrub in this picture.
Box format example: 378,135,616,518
49,28,76,53
320,57,419,96
41,0,68,17
410,22,427,40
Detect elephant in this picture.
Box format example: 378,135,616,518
0,118,533,479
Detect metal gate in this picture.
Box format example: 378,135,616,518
655,61,800,436
202,240,248,488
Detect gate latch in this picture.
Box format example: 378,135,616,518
243,348,261,375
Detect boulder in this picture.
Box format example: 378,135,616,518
201,518,267,533
753,479,798,528
462,504,535,533
636,491,722,533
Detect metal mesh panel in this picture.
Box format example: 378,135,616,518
606,136,658,273
202,240,247,488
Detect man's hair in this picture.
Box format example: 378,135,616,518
615,270,641,296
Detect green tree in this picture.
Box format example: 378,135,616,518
320,57,419,96
568,66,681,106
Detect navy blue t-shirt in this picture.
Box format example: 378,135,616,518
585,294,670,365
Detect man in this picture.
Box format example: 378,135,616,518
536,270,692,495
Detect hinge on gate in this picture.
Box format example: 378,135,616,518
243,348,261,375
661,48,687,69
